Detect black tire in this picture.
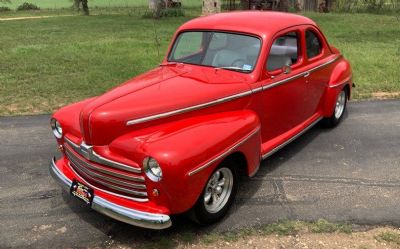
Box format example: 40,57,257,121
323,88,348,127
190,160,238,225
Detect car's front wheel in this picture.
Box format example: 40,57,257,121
324,88,348,127
190,160,238,225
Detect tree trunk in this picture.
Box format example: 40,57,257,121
149,0,158,10
277,0,289,11
73,0,80,10
202,0,221,15
240,0,249,9
81,0,89,15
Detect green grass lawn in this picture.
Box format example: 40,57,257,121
0,10,399,115
307,12,400,97
1,0,201,9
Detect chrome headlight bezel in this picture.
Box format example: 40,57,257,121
143,157,162,182
50,118,63,139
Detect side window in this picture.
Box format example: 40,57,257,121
306,30,322,59
172,32,203,60
267,32,299,71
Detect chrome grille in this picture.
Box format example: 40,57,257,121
63,138,148,201
65,136,141,174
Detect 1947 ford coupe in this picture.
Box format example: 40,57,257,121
49,11,353,229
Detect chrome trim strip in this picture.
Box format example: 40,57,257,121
329,78,349,89
188,126,260,176
257,56,341,93
65,147,145,182
64,136,80,150
69,162,148,197
64,136,142,174
67,152,146,190
50,158,171,229
251,87,263,93
309,55,341,74
125,56,340,126
126,90,253,126
91,150,141,173
262,71,306,91
261,117,323,160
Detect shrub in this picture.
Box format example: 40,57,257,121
143,8,184,19
0,6,11,11
17,2,40,11
334,0,400,14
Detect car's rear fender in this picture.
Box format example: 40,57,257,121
109,110,261,213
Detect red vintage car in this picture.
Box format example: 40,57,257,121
49,11,353,229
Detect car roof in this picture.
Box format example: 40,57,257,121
178,11,317,38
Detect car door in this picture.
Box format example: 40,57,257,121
259,28,309,146
302,26,331,118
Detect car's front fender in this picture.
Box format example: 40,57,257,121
109,110,261,213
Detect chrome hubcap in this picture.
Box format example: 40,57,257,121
334,90,346,119
203,168,233,213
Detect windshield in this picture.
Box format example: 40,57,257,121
168,31,261,73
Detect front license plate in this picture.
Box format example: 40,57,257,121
70,180,94,206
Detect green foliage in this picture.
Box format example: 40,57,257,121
305,12,400,99
308,219,352,234
334,0,400,14
376,231,400,245
262,220,301,235
0,12,399,115
0,13,192,115
2,0,201,10
0,6,11,11
16,2,39,10
143,7,185,19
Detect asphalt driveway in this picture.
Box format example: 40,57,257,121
0,100,399,248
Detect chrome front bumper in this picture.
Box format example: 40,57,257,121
49,157,172,229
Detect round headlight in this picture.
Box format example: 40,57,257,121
143,157,162,182
51,118,63,139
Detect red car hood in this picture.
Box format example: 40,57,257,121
74,65,252,145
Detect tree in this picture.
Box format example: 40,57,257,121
73,0,89,15
277,0,289,11
149,0,158,10
148,0,165,19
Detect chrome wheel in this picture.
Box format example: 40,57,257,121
203,168,233,214
334,90,346,119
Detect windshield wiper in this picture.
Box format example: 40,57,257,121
215,66,251,73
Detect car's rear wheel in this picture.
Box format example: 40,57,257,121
190,160,238,225
324,88,347,127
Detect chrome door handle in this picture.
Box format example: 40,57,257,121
304,72,310,78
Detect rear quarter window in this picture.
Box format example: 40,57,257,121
306,30,322,59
